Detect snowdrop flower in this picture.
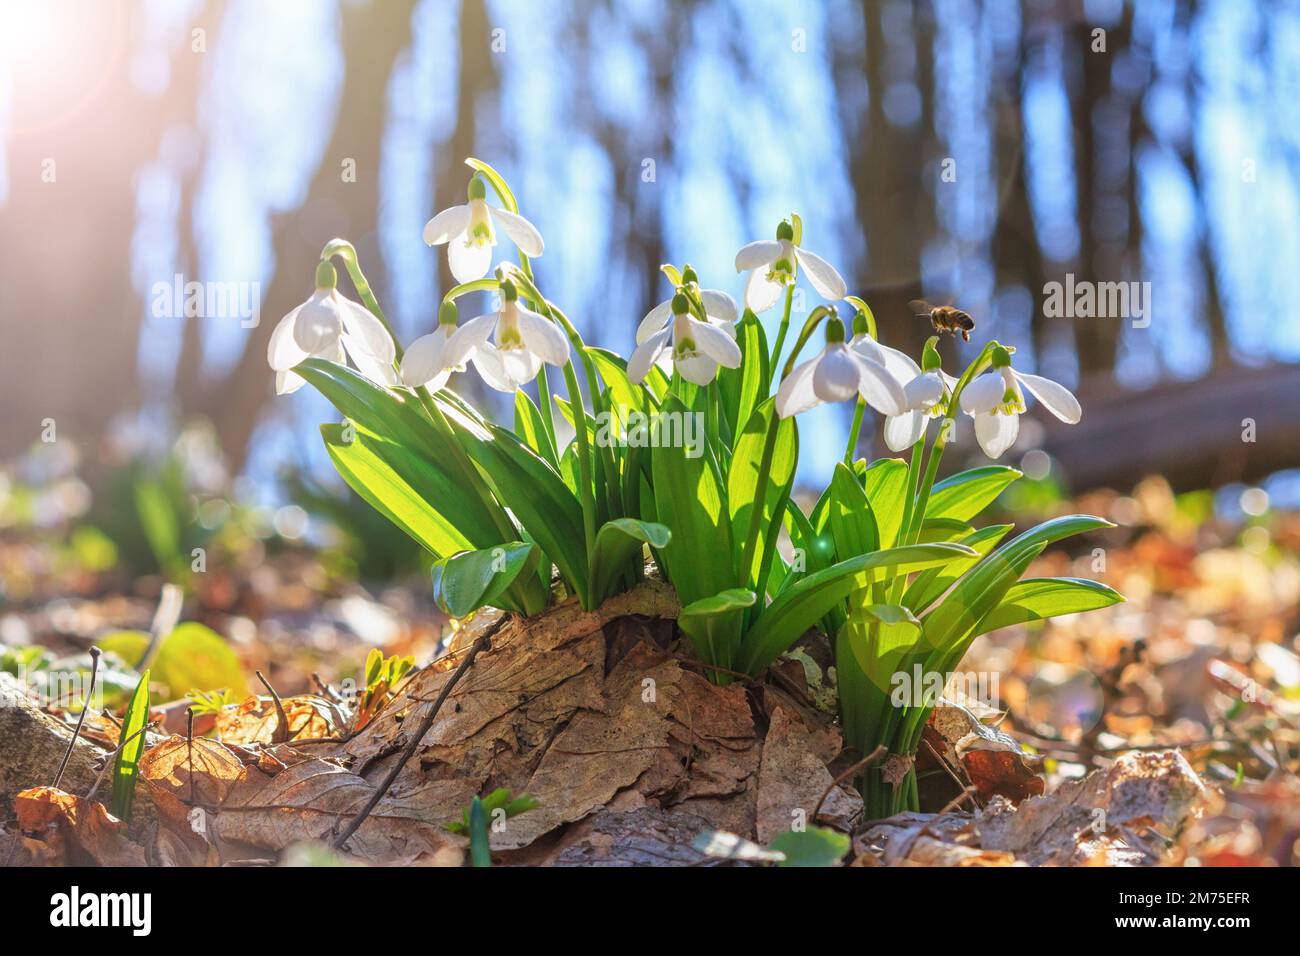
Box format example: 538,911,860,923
400,301,467,392
628,293,742,386
854,335,956,452
635,267,739,345
776,313,906,419
423,175,544,284
734,220,847,313
959,347,1082,458
443,280,570,393
267,260,396,395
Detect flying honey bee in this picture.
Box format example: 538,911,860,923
909,299,975,342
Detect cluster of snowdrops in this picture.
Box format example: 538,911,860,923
266,159,1120,815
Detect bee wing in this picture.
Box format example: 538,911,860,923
908,299,931,316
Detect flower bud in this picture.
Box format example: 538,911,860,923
467,175,487,201
681,265,699,286
775,220,795,242
671,292,691,316
315,258,338,290
824,315,846,344
438,299,459,327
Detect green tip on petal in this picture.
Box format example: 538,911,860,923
824,315,846,344
991,344,1012,368
467,175,487,201
775,220,795,242
315,258,338,290
852,310,870,337
438,300,459,327
671,292,690,315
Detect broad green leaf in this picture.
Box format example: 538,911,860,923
735,542,977,676
728,398,797,592
434,394,590,604
134,480,181,578
677,589,756,674
916,517,975,543
587,348,657,415
769,826,850,867
717,310,769,438
431,542,541,618
651,397,735,609
588,519,670,605
513,391,558,466
926,466,1022,522
975,577,1124,635
151,622,249,703
902,523,1012,613
860,458,909,548
828,462,878,560
111,668,150,823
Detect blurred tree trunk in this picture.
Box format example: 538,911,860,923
0,3,206,460
202,0,416,471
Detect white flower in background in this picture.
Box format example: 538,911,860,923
636,285,738,345
267,260,396,395
400,302,467,392
442,283,570,392
734,220,847,313
850,333,956,451
959,350,1082,458
423,176,544,285
776,315,906,419
628,293,742,386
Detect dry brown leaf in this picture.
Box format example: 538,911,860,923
755,706,861,843
215,694,337,745
927,698,1044,803
14,786,146,866
138,734,244,806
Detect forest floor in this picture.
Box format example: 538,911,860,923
1,475,1297,867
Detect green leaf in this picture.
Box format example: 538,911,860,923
468,796,491,867
433,394,590,605
728,398,797,592
860,458,910,548
717,310,769,438
431,542,541,619
735,542,977,676
147,622,250,704
651,397,736,608
134,480,181,578
769,826,850,867
975,577,1124,635
588,518,670,605
828,462,879,559
860,603,922,632
587,348,657,415
902,523,1012,614
677,589,756,672
926,466,1022,522
513,390,559,466
112,668,151,823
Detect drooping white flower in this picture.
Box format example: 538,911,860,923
850,334,956,452
734,220,847,313
423,176,544,285
441,284,570,393
636,282,738,345
775,316,906,419
267,260,396,395
628,293,742,387
400,302,468,392
959,351,1082,458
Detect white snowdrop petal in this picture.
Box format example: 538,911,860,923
636,298,673,345
1015,371,1082,424
903,371,946,410
268,308,309,371
516,307,570,366
340,297,395,365
276,369,307,395
447,236,494,284
422,204,472,246
345,334,400,386
469,343,517,392
794,247,847,300
628,326,671,384
442,312,498,369
974,412,1019,458
292,293,343,354
675,352,719,386
498,345,543,387
852,353,908,416
884,410,927,452
812,346,862,404
743,267,784,313
489,206,545,257
960,373,1005,415
734,239,783,272
689,317,742,369
775,352,823,418
700,289,739,324
400,328,451,387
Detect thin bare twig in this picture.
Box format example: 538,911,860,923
813,745,887,819
255,670,291,744
332,616,507,851
53,647,100,791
